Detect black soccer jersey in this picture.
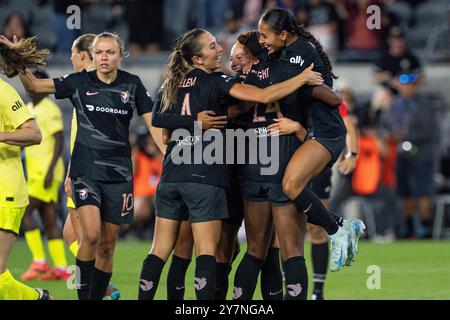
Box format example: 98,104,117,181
277,37,346,138
238,59,303,183
152,68,237,188
53,70,153,182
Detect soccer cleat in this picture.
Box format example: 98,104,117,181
311,292,324,300
344,219,366,266
328,227,349,272
38,267,72,281
21,261,51,281
103,283,121,300
35,288,53,300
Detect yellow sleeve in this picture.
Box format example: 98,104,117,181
0,80,34,129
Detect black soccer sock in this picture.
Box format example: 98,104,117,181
406,217,414,236
283,256,308,300
215,262,232,300
292,188,339,235
75,258,95,300
167,255,191,300
261,248,283,300
194,255,216,300
233,253,264,300
138,254,165,300
89,268,112,300
312,243,328,296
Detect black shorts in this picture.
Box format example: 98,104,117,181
71,176,134,225
308,134,346,166
240,181,291,206
155,182,229,223
223,171,245,226
309,167,332,200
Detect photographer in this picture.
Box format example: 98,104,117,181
379,72,440,238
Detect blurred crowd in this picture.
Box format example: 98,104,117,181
3,0,450,242
1,0,449,62
329,25,449,241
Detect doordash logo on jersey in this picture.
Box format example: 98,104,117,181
86,104,128,115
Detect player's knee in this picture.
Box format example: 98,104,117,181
282,177,306,199
80,230,100,248
97,241,116,260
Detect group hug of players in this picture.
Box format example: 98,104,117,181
0,8,364,300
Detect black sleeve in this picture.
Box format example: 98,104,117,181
135,77,153,116
281,41,315,76
151,88,196,130
53,72,83,99
211,74,238,97
298,85,314,103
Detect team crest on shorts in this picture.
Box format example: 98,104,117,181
79,188,88,200
121,91,129,104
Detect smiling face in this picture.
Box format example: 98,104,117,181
229,42,249,73
258,20,286,55
192,32,224,72
92,37,122,75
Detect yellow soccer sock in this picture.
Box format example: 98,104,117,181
69,241,79,257
48,239,68,268
24,229,46,262
0,269,39,300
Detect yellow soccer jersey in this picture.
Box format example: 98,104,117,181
70,109,77,153
0,78,34,207
25,98,64,183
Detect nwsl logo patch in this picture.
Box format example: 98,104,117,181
121,91,129,104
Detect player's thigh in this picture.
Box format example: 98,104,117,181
282,140,332,197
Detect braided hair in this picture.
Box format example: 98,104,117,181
261,8,338,79
0,36,49,78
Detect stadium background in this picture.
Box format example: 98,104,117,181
1,0,450,300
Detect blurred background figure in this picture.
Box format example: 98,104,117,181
2,12,30,41
20,70,70,282
379,71,441,239
373,26,422,88
127,0,164,54
298,0,340,57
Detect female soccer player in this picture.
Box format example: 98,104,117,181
258,8,365,273
0,32,161,300
231,30,343,300
20,69,70,282
0,37,50,300
138,28,323,300
60,33,121,299
268,101,359,299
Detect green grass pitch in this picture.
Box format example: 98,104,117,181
8,239,450,300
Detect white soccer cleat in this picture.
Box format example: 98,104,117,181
343,219,366,266
328,227,349,272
